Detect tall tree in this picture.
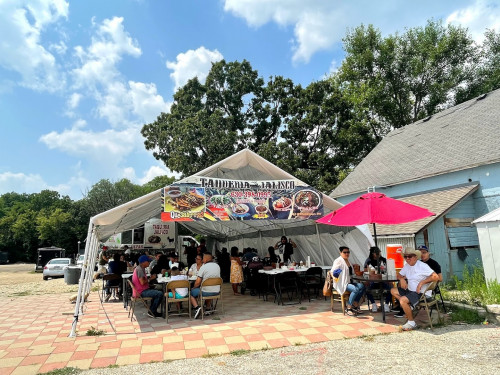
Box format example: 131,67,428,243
339,20,477,134
456,29,500,103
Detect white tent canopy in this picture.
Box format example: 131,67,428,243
70,149,372,337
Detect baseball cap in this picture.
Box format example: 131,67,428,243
417,245,428,251
138,255,150,264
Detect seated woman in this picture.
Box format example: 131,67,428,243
188,255,203,277
364,246,392,313
268,246,281,265
331,246,366,316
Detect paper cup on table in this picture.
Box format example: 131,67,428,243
387,258,396,277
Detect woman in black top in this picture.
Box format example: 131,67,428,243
274,236,296,263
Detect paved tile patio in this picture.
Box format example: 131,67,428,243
0,284,402,374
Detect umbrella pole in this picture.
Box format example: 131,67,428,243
372,223,380,273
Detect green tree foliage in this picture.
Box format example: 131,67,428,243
339,20,477,135
141,175,176,194
0,175,173,262
142,60,373,192
456,29,500,103
82,179,143,218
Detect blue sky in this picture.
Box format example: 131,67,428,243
1,0,499,200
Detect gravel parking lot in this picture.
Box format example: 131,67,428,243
0,263,81,298
79,324,500,375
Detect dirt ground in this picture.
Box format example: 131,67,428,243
0,263,82,298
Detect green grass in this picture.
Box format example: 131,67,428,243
230,349,251,356
298,306,307,310
449,306,483,324
202,353,220,358
442,264,500,307
85,326,105,336
11,291,31,297
38,367,81,375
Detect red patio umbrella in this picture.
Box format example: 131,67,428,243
316,192,435,246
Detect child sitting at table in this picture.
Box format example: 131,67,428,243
168,267,189,299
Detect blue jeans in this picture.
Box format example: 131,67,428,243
141,288,163,313
346,282,366,306
366,282,392,304
190,287,219,298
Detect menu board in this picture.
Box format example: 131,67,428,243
161,177,323,222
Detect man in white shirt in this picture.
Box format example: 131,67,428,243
190,252,221,319
391,247,439,331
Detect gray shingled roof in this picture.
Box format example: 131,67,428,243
371,184,478,236
331,89,500,198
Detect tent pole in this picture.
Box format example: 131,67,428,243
259,230,263,257
70,220,94,337
315,223,324,266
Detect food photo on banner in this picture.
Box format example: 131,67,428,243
161,177,323,222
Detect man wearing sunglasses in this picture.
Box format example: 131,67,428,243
390,247,439,331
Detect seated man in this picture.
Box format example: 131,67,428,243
105,253,127,301
168,252,185,271
190,252,221,319
394,245,443,317
132,255,163,318
391,247,439,331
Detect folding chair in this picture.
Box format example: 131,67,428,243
127,280,155,321
300,266,323,302
101,273,121,301
434,282,447,313
200,277,223,320
165,280,191,322
412,281,442,329
276,271,301,305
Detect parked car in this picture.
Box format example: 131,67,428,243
76,254,85,267
43,258,73,280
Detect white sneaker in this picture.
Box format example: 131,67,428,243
384,303,390,313
371,304,378,312
401,321,417,331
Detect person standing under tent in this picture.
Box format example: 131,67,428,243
229,246,244,295
274,236,296,263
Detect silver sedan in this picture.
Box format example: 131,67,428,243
43,258,73,280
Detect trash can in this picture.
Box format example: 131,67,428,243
64,266,81,285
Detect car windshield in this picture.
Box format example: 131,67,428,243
50,259,70,265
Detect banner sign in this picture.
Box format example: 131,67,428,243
161,177,323,222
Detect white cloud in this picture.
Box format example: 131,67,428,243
166,47,224,91
68,93,81,108
0,172,49,195
40,123,141,161
49,41,67,55
0,0,68,91
129,81,171,122
224,0,491,64
122,164,176,186
72,16,141,90
447,0,500,42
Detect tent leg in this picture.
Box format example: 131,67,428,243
315,223,324,266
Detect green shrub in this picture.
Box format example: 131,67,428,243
444,264,500,306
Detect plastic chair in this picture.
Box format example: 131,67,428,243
127,280,155,321
300,266,323,302
200,277,224,320
165,280,191,322
412,281,442,329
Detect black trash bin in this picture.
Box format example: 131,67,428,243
64,266,81,285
